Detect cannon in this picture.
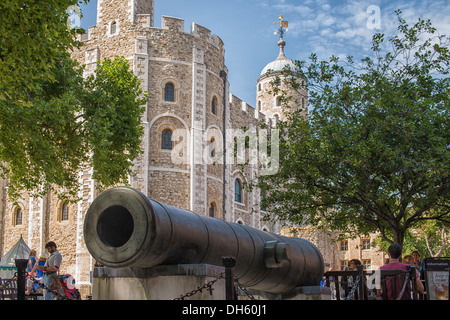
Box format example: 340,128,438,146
83,187,324,294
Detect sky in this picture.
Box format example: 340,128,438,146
79,0,450,107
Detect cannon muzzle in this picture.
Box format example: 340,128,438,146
84,187,324,293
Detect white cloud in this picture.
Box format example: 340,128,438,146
263,0,450,62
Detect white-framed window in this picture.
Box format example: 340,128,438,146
108,20,119,37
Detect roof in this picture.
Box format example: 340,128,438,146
0,236,31,267
259,39,295,78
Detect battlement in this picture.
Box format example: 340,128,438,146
229,93,264,121
158,16,224,51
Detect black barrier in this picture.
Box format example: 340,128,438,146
15,259,28,300
423,257,450,300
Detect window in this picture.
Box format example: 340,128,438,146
340,240,348,251
110,21,117,35
234,179,242,203
258,100,262,111
258,83,262,91
164,83,175,102
362,259,371,270
340,260,348,271
161,129,173,150
361,239,371,250
209,203,215,217
61,201,69,221
276,96,282,107
14,207,23,226
211,96,217,115
209,138,215,158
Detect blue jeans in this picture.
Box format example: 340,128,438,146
42,273,57,300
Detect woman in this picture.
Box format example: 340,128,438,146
25,250,37,295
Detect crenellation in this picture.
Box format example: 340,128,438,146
161,16,184,33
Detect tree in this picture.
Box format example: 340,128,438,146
257,11,450,247
0,1,147,199
0,0,87,102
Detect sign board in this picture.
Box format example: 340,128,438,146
424,257,450,300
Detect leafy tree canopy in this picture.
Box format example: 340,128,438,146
0,1,147,199
257,11,450,246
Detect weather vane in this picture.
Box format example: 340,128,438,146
273,15,288,39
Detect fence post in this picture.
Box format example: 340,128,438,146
222,256,236,300
15,259,28,300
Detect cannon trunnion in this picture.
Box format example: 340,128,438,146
84,187,324,294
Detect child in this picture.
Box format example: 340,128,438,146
26,253,47,295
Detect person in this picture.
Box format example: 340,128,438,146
402,255,414,266
26,253,48,295
403,254,423,283
346,259,368,300
376,243,424,300
37,241,63,300
411,250,423,270
25,250,37,295
348,259,362,271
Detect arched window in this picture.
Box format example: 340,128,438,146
211,96,217,115
258,100,262,111
234,179,242,203
164,83,175,102
209,202,215,217
14,207,23,226
61,201,69,221
274,114,280,123
161,129,173,150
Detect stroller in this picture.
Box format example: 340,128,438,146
59,275,82,300
30,274,81,300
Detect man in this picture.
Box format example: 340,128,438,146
376,243,424,300
37,241,62,300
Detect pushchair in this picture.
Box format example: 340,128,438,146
59,275,82,300
29,274,81,300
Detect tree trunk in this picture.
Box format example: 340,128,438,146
392,229,404,247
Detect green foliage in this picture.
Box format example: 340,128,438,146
0,0,87,102
0,1,147,199
0,53,147,199
257,11,450,246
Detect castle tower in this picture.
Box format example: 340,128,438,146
256,16,307,122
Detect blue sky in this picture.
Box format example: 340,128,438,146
79,0,450,107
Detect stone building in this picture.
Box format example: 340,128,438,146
0,0,385,297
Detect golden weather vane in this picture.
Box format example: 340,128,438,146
273,15,288,39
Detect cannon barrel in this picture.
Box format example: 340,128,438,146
84,187,324,293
